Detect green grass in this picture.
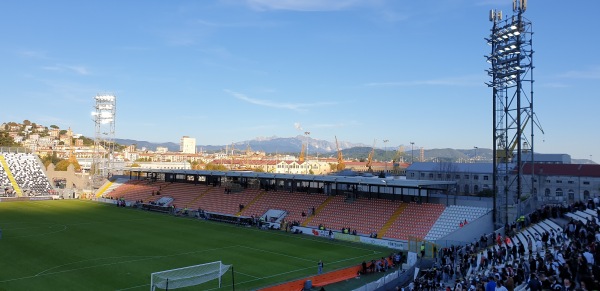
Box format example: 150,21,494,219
0,200,390,291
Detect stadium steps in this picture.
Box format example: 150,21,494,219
236,190,266,216
377,203,407,238
185,187,211,208
301,195,335,227
0,155,22,197
95,180,114,198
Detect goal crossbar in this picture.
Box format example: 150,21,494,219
150,261,231,290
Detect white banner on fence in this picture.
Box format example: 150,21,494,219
407,252,417,267
290,226,406,250
359,237,406,250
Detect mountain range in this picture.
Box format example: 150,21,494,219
114,136,496,162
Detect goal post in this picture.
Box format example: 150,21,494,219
150,261,231,291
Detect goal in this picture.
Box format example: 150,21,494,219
150,261,231,290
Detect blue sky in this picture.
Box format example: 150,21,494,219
1,0,599,161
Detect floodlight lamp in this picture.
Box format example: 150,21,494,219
502,35,509,39
100,112,113,118
513,31,520,36
510,25,518,30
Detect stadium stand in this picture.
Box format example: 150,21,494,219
239,190,329,225
425,205,491,241
193,186,261,214
306,195,403,236
104,180,169,203
0,162,11,194
98,176,600,291
2,152,53,196
408,201,600,291
384,203,445,241
103,180,471,241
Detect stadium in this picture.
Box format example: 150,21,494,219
3,0,600,290
3,146,597,291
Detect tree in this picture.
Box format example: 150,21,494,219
79,136,94,146
41,152,63,167
205,162,227,171
0,131,18,147
50,125,59,129
55,159,81,171
59,129,67,135
23,120,31,126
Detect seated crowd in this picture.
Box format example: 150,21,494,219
407,199,600,291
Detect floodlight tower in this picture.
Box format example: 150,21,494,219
486,0,537,225
92,93,116,187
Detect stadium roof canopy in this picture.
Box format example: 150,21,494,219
125,168,455,191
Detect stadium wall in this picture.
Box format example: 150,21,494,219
45,163,88,190
291,226,407,250
427,194,493,208
434,211,494,246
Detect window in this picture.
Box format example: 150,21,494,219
584,190,590,200
446,174,451,179
556,180,562,184
455,174,460,179
583,181,590,185
410,173,415,178
420,173,425,178
483,175,489,181
464,175,469,179
429,173,434,178
437,174,442,179
556,188,563,197
474,175,479,180
545,188,551,197
567,181,574,184
568,189,575,200
474,185,479,193
464,184,470,194
546,179,551,183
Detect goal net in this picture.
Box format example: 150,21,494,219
150,261,231,290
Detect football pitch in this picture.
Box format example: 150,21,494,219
0,200,390,290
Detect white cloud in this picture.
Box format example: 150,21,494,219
42,64,90,76
18,50,48,59
246,0,371,11
224,89,335,112
558,67,600,80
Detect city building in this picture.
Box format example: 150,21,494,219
406,160,600,204
180,136,196,154
406,162,493,195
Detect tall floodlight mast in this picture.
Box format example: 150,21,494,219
486,0,538,226
92,93,116,188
